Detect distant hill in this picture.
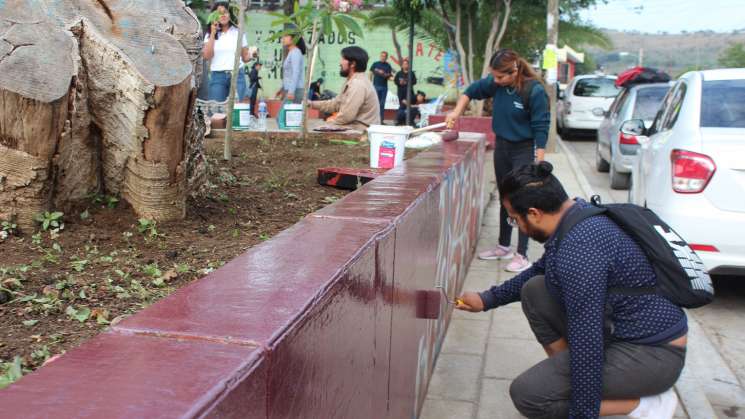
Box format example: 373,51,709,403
584,29,745,77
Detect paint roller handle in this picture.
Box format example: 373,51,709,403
408,122,447,136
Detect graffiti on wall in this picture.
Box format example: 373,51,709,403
412,143,486,418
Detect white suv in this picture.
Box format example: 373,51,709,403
559,74,620,135
628,69,745,276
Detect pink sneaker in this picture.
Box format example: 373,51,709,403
478,245,514,261
505,254,532,273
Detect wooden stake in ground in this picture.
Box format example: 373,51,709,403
0,0,204,230
224,0,248,161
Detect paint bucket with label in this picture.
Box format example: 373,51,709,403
367,124,412,169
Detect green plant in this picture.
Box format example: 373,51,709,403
0,356,25,389
137,219,159,238
141,263,162,278
70,259,88,272
65,305,91,323
31,233,42,245
105,195,119,209
1,220,17,235
34,211,63,231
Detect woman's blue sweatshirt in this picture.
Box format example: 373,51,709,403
464,76,551,149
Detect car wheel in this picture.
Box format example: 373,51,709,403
595,143,610,172
610,158,631,190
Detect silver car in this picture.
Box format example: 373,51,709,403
627,69,745,276
596,82,672,189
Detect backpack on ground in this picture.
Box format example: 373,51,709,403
555,196,714,309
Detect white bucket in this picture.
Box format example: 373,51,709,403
284,104,303,129
367,124,412,169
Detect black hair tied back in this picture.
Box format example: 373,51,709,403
533,161,553,179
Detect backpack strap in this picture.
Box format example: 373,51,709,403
557,198,658,298
554,205,606,246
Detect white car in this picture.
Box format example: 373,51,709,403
558,74,621,135
628,69,745,276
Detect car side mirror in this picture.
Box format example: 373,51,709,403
620,119,649,145
620,119,646,136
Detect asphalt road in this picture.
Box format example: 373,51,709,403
562,134,745,408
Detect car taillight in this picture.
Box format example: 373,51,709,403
670,149,716,193
619,132,639,145
689,244,719,252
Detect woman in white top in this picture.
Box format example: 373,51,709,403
275,35,306,104
202,1,252,102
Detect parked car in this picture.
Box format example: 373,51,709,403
628,68,745,276
596,82,672,189
558,74,620,136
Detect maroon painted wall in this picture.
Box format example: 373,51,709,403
0,134,486,418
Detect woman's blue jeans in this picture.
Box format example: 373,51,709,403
208,70,248,102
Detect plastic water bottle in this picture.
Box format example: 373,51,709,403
258,99,267,131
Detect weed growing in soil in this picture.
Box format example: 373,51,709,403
34,212,63,232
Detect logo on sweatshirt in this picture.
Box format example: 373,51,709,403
513,101,524,110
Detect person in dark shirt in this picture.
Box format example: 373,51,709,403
395,90,426,126
308,78,324,101
456,162,686,419
446,48,549,272
394,58,417,125
247,62,262,117
369,52,393,122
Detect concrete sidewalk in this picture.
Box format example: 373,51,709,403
419,150,689,419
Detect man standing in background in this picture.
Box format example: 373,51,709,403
370,51,393,123
394,58,417,125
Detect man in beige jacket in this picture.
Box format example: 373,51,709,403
310,46,381,132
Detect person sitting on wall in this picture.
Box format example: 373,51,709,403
395,90,426,126
309,46,380,132
308,77,324,101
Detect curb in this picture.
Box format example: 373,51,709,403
556,136,595,199
556,135,721,419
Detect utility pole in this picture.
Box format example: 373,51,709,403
546,0,559,153
639,47,644,67
406,13,414,126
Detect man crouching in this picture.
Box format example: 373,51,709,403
457,162,686,419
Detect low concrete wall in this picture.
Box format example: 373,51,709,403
0,134,486,418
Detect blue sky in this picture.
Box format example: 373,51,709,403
579,0,745,34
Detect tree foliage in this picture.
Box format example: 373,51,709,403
718,42,745,68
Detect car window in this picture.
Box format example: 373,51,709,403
663,83,686,130
649,83,678,134
573,77,620,98
655,82,687,132
701,79,745,128
632,86,669,120
608,88,629,116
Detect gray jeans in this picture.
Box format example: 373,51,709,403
510,276,686,419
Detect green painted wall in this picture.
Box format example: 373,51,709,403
242,11,461,102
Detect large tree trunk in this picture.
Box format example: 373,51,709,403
0,0,204,230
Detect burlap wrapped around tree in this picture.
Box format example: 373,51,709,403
0,0,206,230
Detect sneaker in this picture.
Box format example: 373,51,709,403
629,388,678,419
505,254,532,273
478,245,514,261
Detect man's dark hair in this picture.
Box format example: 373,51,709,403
499,161,568,216
342,46,369,72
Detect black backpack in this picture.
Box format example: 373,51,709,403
556,196,714,309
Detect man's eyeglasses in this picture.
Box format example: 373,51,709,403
507,216,518,228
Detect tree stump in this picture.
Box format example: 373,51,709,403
0,0,205,230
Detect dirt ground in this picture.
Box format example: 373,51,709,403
0,135,378,384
